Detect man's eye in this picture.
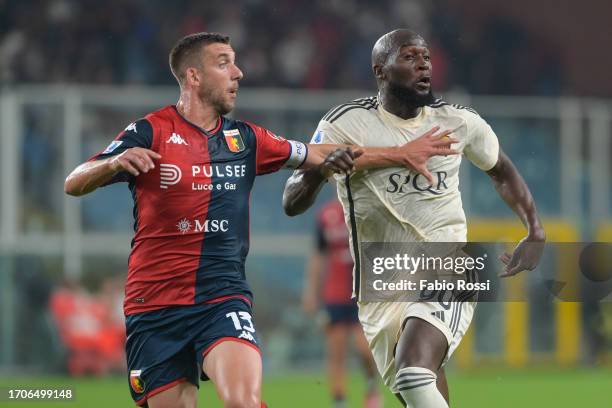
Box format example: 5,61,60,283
424,55,431,61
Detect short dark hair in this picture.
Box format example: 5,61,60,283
169,32,230,84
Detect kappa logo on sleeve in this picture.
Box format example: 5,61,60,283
223,129,245,152
102,140,123,154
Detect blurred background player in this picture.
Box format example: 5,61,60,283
302,199,381,408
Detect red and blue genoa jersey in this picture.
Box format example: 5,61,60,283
316,201,354,305
90,105,307,315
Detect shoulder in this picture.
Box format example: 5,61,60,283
426,98,489,131
114,118,153,146
144,105,176,124
231,118,280,143
229,118,261,134
121,118,153,134
427,98,481,118
321,95,379,125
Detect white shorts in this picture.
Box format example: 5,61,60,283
358,300,475,393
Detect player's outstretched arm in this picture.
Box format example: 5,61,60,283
283,126,459,216
283,148,360,216
486,149,546,277
64,148,161,196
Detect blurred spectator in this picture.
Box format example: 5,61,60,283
50,277,125,376
0,0,564,95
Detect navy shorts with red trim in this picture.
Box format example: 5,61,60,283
325,301,359,325
125,297,260,406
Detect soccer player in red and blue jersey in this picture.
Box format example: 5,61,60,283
65,32,458,408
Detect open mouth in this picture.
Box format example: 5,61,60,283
416,77,431,88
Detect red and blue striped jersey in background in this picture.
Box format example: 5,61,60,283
90,105,307,316
316,201,354,305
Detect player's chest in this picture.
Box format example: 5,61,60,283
153,127,255,193
366,118,465,146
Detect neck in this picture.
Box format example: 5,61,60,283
379,90,421,120
176,90,219,131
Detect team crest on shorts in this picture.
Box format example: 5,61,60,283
130,369,145,394
223,129,245,153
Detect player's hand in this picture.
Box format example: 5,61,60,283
397,126,460,185
499,234,545,277
318,147,364,178
109,148,162,177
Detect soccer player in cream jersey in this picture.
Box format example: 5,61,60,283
283,29,546,407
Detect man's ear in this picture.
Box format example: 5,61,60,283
185,67,200,87
373,64,385,81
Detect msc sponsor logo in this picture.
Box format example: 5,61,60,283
176,218,192,234
386,171,449,195
160,163,182,188
176,217,229,234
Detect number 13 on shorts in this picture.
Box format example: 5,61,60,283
226,311,257,342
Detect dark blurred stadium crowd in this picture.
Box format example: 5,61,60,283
0,0,563,94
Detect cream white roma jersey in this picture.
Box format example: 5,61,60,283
311,96,499,299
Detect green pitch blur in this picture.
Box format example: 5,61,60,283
1,368,609,407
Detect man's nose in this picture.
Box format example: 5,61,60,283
417,56,430,70
232,64,243,80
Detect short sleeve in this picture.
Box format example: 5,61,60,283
463,116,500,171
89,119,153,184
250,123,307,175
309,120,350,145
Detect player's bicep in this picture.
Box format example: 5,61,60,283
252,123,307,174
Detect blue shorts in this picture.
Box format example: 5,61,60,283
325,301,359,325
125,297,260,406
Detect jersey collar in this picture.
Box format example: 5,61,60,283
171,105,222,136
377,101,427,129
